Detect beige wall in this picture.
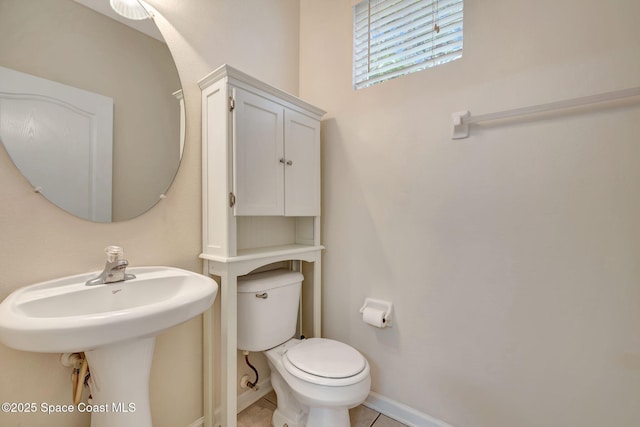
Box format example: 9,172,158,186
0,0,299,426
300,1,640,427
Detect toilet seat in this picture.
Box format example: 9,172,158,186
283,338,368,387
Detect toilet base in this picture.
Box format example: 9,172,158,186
307,407,351,427
269,360,307,427
270,399,351,427
272,408,305,427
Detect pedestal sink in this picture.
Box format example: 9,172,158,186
0,266,218,427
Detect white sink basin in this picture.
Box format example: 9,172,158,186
0,266,218,427
0,266,218,352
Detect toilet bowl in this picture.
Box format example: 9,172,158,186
237,269,371,427
266,338,371,427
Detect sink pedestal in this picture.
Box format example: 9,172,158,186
85,337,156,427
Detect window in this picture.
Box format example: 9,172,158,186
353,0,463,90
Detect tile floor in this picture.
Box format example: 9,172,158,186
238,391,408,427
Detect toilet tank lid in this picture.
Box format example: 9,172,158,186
237,269,304,293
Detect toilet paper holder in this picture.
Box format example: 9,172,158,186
359,298,393,328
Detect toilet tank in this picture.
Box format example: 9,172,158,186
237,269,303,352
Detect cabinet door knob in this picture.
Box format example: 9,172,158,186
279,158,285,164
286,160,293,166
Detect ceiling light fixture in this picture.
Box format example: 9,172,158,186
109,0,152,20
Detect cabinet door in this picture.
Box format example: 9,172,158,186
233,88,284,216
284,109,320,216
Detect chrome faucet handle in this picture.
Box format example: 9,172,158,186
105,246,124,262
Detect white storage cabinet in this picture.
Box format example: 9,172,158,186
198,64,325,427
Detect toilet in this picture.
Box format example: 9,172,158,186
237,269,371,427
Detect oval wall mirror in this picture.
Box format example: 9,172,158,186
0,0,183,222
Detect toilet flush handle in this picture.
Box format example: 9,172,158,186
255,293,268,299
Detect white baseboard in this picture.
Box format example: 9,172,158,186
364,391,453,427
187,378,273,427
237,377,273,412
189,385,449,427
185,417,204,427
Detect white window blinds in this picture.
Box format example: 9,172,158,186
353,0,463,90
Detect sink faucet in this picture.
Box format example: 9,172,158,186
86,246,136,286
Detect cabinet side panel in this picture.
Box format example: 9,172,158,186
202,81,234,256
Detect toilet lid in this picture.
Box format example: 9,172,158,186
284,338,366,379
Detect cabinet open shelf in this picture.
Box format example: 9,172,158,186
200,244,324,264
